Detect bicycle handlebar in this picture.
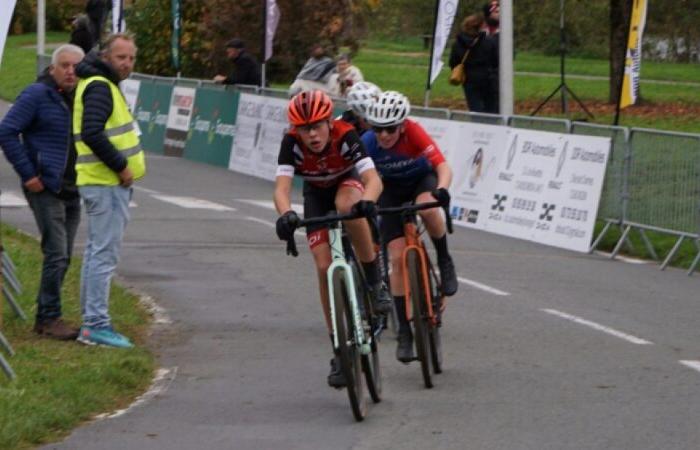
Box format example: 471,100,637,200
282,199,453,257
283,209,376,258
376,200,453,234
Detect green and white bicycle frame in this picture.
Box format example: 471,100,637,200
327,224,372,356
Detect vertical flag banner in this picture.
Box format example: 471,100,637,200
112,0,125,33
428,0,460,86
264,0,280,61
0,0,18,67
171,0,181,71
619,0,648,109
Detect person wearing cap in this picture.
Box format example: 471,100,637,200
213,38,262,86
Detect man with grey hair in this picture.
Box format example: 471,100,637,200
0,44,85,340
73,33,145,348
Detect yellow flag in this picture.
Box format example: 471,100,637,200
620,0,648,109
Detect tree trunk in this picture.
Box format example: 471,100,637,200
609,0,633,103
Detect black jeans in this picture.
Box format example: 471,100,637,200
24,189,81,322
463,80,499,114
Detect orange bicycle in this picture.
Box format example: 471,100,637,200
377,200,453,388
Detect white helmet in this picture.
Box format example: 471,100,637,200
346,81,381,118
365,90,411,127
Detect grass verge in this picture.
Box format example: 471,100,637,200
0,32,70,102
0,224,155,450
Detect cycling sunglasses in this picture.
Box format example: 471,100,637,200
372,125,399,134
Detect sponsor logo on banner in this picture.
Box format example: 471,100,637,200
492,194,507,212
164,86,196,157
539,203,556,221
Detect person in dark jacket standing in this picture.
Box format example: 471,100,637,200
213,38,262,86
73,33,146,348
69,0,109,54
449,14,499,114
0,44,85,340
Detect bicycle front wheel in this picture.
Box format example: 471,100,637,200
333,269,367,421
407,249,433,389
428,268,443,374
356,267,382,403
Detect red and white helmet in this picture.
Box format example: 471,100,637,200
287,90,334,126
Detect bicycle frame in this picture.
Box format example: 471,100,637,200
326,224,372,356
400,221,439,328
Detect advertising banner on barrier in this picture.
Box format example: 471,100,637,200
184,88,239,167
485,129,610,252
164,86,196,157
444,122,508,230
134,83,172,155
414,117,610,252
229,93,289,181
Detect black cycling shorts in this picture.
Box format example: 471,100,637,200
378,172,438,243
303,176,364,249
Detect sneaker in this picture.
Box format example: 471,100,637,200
327,356,347,388
438,255,458,296
35,318,80,340
396,329,414,363
369,282,393,314
77,326,133,348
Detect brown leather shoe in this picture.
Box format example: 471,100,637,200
36,318,80,340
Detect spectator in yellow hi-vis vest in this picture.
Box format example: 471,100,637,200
73,33,145,348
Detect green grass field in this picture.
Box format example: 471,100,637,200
0,32,69,102
0,226,155,449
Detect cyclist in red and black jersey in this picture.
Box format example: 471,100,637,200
274,90,392,388
363,90,458,364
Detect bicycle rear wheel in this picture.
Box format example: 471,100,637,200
407,249,433,389
355,263,382,403
333,270,367,421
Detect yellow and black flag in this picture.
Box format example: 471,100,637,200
619,0,648,109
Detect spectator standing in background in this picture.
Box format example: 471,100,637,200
288,44,337,96
213,38,262,86
0,44,86,340
333,54,364,97
70,0,109,54
449,14,499,113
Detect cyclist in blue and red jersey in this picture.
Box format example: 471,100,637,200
274,90,392,388
362,90,458,363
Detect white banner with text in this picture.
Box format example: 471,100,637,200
413,117,611,252
229,93,289,181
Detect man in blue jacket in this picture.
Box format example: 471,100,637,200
0,44,85,340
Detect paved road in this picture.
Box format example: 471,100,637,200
1,153,699,450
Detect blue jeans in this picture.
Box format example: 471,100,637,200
78,186,131,329
24,189,81,322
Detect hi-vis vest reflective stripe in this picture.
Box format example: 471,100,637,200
73,75,146,186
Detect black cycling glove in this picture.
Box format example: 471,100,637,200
351,200,377,218
276,210,300,241
431,188,451,208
